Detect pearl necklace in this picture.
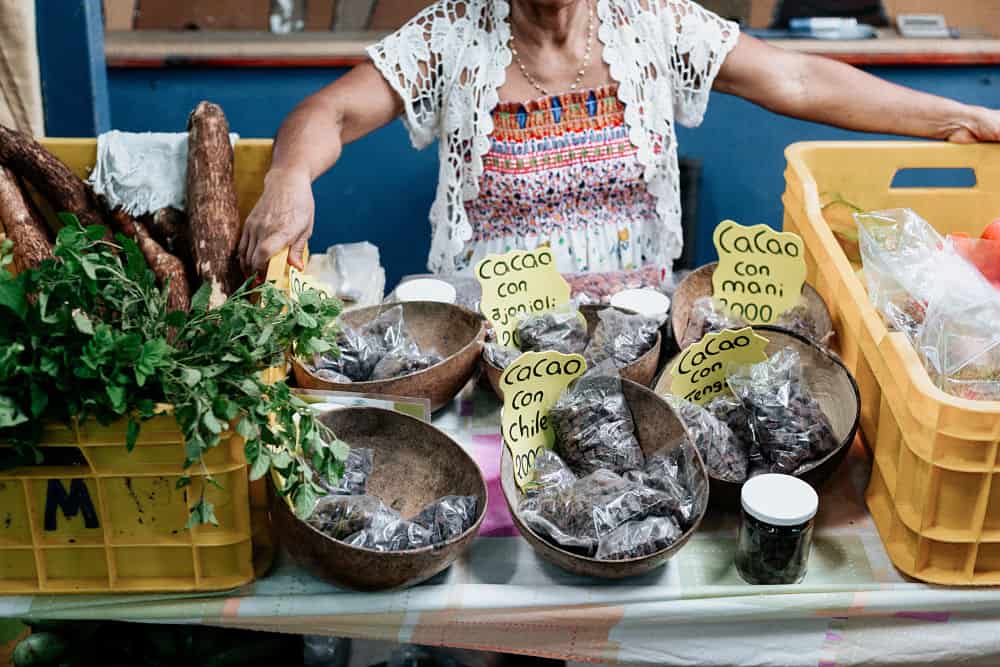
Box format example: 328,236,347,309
510,1,595,97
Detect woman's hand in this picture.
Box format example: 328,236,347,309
240,168,314,272
946,107,1000,144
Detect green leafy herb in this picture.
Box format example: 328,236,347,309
0,217,348,524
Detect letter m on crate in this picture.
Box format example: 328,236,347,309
44,479,99,531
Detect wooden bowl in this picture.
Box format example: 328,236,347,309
656,326,861,511
291,302,486,412
271,407,487,591
482,305,662,399
500,380,710,579
671,263,833,350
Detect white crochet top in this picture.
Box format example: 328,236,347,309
367,0,739,274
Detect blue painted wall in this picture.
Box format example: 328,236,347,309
107,65,999,286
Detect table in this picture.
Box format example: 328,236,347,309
3,385,1000,666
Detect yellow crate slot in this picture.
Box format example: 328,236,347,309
784,140,1000,585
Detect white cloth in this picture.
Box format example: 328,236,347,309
88,130,238,217
0,0,44,134
367,0,739,275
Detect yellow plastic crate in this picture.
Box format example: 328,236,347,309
783,141,1000,585
0,138,283,593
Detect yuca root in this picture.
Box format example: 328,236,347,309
0,165,53,274
186,101,243,308
0,125,106,229
110,207,191,313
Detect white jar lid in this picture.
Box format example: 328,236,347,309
395,278,457,304
610,288,671,317
741,474,819,527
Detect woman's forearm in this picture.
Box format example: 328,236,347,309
716,35,993,142
269,62,403,182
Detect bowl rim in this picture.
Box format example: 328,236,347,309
294,301,487,386
278,405,489,556
480,304,663,375
500,379,711,566
657,325,861,485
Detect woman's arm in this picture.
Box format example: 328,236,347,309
713,35,1000,144
240,62,403,272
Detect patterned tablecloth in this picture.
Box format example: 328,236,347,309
3,385,1000,666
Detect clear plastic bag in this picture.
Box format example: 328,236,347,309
727,348,840,475
550,364,645,475
856,209,944,341
483,343,522,370
519,469,675,556
705,394,761,473
515,303,588,355
564,266,668,305
311,325,382,382
334,241,384,304
311,368,354,384
302,635,351,667
679,297,745,349
346,519,433,552
412,495,479,544
526,449,578,493
585,308,662,368
595,515,682,560
665,395,749,483
370,346,443,380
317,447,373,496
307,495,400,540
919,252,1000,401
631,445,705,528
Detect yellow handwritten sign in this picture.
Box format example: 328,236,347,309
668,328,769,405
501,351,587,491
476,248,572,347
288,267,336,302
712,220,807,324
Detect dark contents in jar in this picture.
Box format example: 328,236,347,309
735,511,813,585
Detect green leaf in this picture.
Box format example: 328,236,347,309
270,450,292,469
249,449,271,481
202,411,223,435
190,283,212,313
0,280,27,319
164,310,187,328
126,419,141,452
84,224,107,241
186,499,219,528
0,396,28,428
176,476,192,490
180,368,202,387
105,385,127,413
293,484,320,519
329,438,351,461
235,417,258,440
79,257,98,280
29,383,48,418
205,476,224,491
72,309,94,335
212,397,238,421
57,212,81,227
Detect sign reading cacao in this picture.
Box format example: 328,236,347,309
712,220,807,324
668,327,769,405
476,248,572,347
500,351,587,491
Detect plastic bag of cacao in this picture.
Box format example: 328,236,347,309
550,363,645,475
484,342,522,370
727,347,840,475
317,447,373,496
519,468,675,556
515,302,588,355
679,297,746,349
412,495,479,545
310,325,382,381
345,519,433,552
307,494,400,540
585,308,662,368
595,515,683,560
628,444,706,529
664,395,749,483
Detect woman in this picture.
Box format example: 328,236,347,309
239,0,1000,274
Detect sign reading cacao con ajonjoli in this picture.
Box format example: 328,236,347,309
476,248,572,347
668,327,769,405
500,351,586,491
712,221,806,324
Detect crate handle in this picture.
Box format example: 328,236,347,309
890,167,978,190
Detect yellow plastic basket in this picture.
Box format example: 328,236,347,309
0,138,283,593
783,141,1000,585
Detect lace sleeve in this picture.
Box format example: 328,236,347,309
366,4,449,150
664,0,739,128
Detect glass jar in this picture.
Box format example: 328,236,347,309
735,473,818,585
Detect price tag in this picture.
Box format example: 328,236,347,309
712,220,806,324
500,351,587,492
476,248,572,347
667,327,769,405
288,267,336,302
